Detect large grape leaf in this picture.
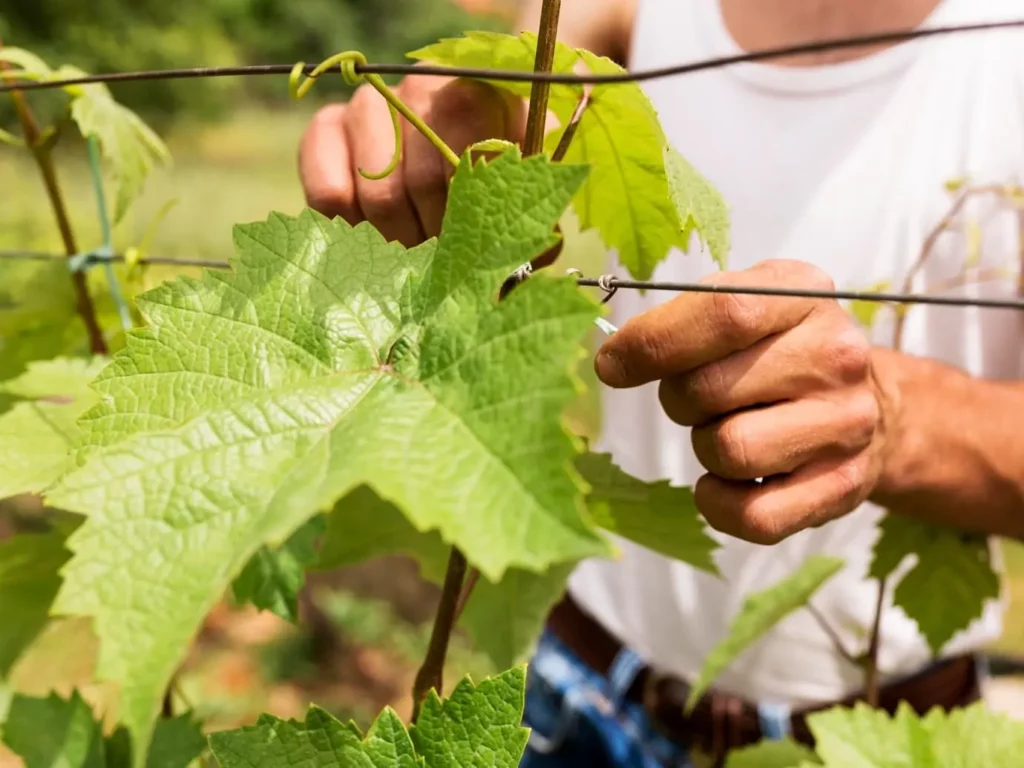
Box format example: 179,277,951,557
0,357,106,499
869,514,999,654
1,690,204,768
230,514,326,623
0,525,75,677
411,33,731,280
576,452,720,575
208,668,527,768
801,700,1024,768
46,150,611,763
686,555,845,712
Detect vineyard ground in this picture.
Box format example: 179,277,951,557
2,106,1024,766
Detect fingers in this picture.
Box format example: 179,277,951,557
694,453,873,545
299,75,524,248
658,319,871,427
689,391,880,481
402,76,523,238
299,103,362,225
595,261,834,389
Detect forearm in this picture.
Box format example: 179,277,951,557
869,347,1024,539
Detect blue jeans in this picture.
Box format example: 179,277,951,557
519,629,696,767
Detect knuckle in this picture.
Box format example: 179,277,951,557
845,390,881,448
427,79,509,147
711,418,754,476
832,457,869,505
738,498,788,545
825,327,872,384
711,291,765,343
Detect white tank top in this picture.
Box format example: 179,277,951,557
567,0,1024,706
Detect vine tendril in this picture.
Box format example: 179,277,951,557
290,52,460,177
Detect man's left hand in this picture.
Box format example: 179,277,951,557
594,260,892,544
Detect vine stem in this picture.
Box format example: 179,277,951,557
523,0,562,156
0,51,108,355
864,576,887,707
411,547,468,722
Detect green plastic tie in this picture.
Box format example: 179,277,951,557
82,135,133,332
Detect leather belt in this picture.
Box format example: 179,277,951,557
546,595,981,761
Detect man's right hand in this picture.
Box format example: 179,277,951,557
299,74,526,250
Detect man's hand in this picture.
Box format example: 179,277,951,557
595,260,892,545
299,74,525,248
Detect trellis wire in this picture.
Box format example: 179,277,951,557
3,250,1023,311
1,19,1022,94
3,18,1024,312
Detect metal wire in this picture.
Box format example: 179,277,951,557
0,249,230,270
576,277,1024,311
1,19,1022,94
4,250,1023,310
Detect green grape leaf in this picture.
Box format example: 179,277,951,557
317,452,720,669
209,670,528,768
68,79,171,224
1,691,106,768
106,715,207,768
412,32,731,281
2,690,204,768
231,514,326,623
0,526,75,677
805,700,1024,767
577,452,720,576
407,31,582,109
920,701,1024,767
869,514,999,654
665,146,731,270
47,150,610,763
316,486,568,671
545,51,690,280
410,667,529,768
1,356,106,401
725,739,820,768
0,51,168,224
0,357,106,499
686,555,845,713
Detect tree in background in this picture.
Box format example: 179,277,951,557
0,0,508,122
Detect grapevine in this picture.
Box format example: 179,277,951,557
1,3,1023,767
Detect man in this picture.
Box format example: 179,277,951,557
299,0,1024,764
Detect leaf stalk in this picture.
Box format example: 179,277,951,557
411,546,468,722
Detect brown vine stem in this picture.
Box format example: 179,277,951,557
863,576,887,707
411,547,468,723
522,0,562,156
550,93,589,163
0,51,108,355
806,602,860,668
892,184,1008,349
